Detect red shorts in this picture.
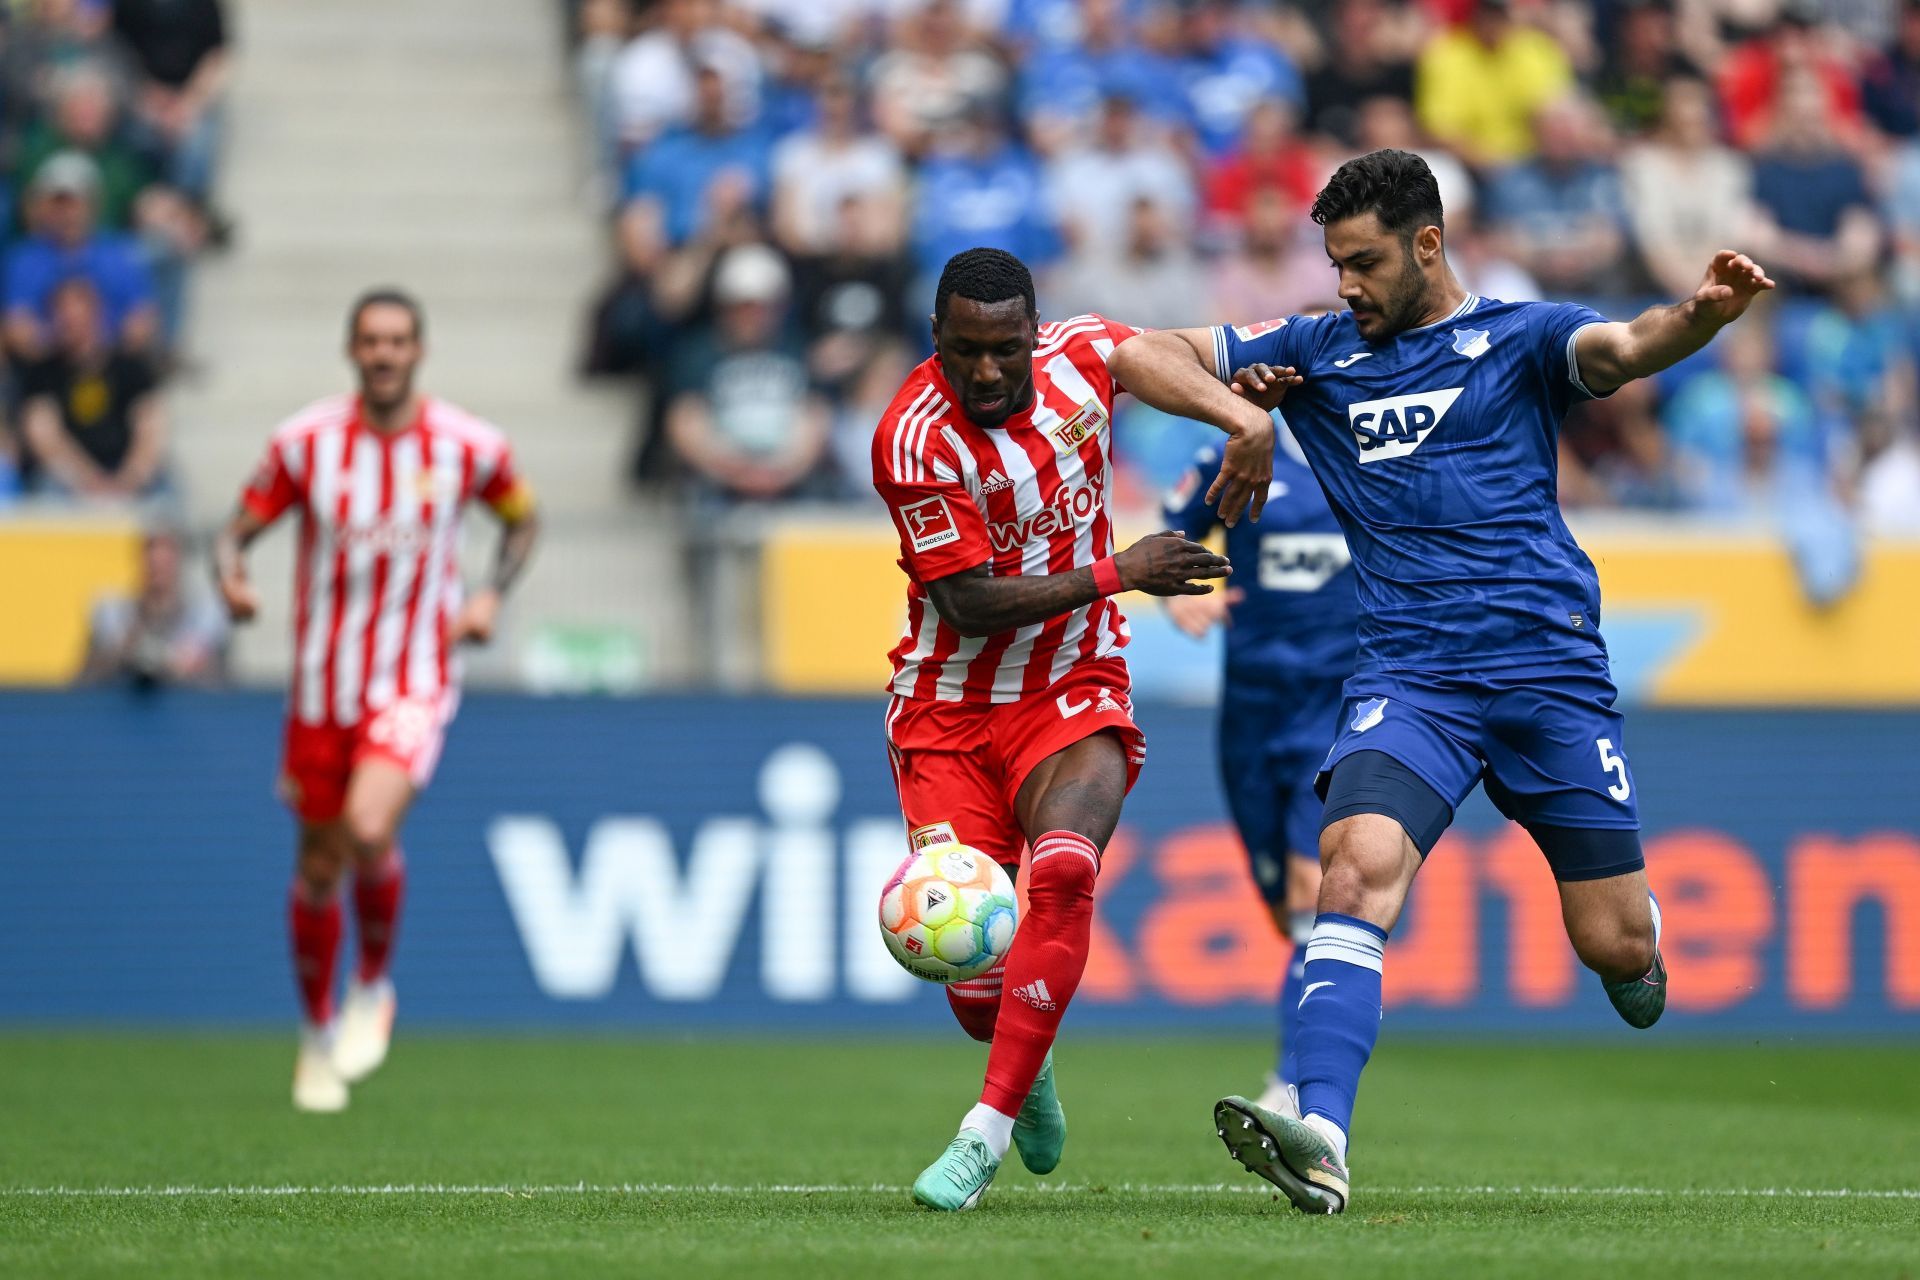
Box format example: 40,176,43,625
884,656,1146,866
279,693,456,823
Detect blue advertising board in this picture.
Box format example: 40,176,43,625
1,691,1917,1033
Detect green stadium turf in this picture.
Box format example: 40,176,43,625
2,1033,1916,1278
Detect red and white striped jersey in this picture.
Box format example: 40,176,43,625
240,394,527,727
872,313,1143,704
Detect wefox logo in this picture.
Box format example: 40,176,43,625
1348,388,1464,462
988,477,1104,554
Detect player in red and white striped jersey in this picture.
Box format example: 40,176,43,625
213,289,540,1113
873,249,1275,1210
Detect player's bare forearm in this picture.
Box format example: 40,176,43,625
1576,250,1775,395
489,506,540,596
1109,331,1277,524
926,563,1100,638
927,533,1230,637
212,507,270,622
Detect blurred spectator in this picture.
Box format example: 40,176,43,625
910,107,1059,289
870,0,1008,158
1748,70,1881,295
1484,96,1629,296
1207,188,1336,324
1857,411,1920,535
1450,208,1542,301
794,194,915,491
771,76,906,257
1415,0,1573,167
1350,94,1474,225
4,152,159,362
4,0,123,124
1593,0,1697,137
82,528,227,688
1805,266,1915,451
1717,0,1864,151
1559,378,1673,509
1053,196,1205,331
0,419,21,506
1622,75,1756,300
576,0,636,183
620,66,771,273
18,277,166,499
664,243,831,503
112,0,228,202
1861,0,1920,139
1177,0,1303,156
1663,312,1827,514
1045,94,1194,253
1201,97,1319,240
17,62,151,231
610,0,762,149
1018,0,1177,152
1302,0,1419,145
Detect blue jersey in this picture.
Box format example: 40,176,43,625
1162,431,1360,689
1212,296,1613,675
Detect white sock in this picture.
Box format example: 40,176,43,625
1303,1112,1349,1165
960,1103,1016,1160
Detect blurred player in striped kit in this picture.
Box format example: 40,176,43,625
213,290,540,1112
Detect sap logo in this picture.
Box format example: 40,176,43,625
1347,388,1464,462
488,744,920,1005
1257,533,1352,592
988,477,1104,554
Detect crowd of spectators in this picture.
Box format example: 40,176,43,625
0,0,228,508
577,0,1920,546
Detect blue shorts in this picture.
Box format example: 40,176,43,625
1314,656,1640,833
1220,677,1345,905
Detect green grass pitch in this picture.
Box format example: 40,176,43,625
3,1033,1917,1278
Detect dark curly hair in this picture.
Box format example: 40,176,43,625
934,247,1036,323
348,286,425,341
1310,149,1444,241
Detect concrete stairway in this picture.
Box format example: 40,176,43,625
173,0,691,687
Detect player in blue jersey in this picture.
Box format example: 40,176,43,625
1162,430,1358,1122
1108,148,1774,1214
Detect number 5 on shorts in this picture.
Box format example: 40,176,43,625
1596,737,1631,802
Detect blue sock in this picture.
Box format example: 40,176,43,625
1276,907,1313,1085
1294,912,1388,1137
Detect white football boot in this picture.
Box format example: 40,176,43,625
332,977,396,1084
293,1025,349,1113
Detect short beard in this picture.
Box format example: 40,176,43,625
1381,246,1430,336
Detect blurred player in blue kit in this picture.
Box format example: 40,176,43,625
1109,148,1775,1214
1161,427,1357,1121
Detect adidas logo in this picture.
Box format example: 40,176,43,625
979,471,1014,495
1011,978,1057,1012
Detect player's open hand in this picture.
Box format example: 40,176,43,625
1165,586,1241,637
217,572,259,624
1693,250,1775,326
448,588,501,646
1115,531,1231,597
1229,363,1303,413
1208,407,1276,527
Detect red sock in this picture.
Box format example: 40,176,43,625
289,886,343,1027
979,830,1099,1114
352,847,406,984
947,957,1005,1043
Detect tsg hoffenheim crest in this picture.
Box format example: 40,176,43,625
1452,328,1491,359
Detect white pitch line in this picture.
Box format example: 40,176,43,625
2,1183,1918,1200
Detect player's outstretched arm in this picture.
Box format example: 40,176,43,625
1573,250,1776,397
1109,330,1277,526
926,533,1230,638
212,507,269,623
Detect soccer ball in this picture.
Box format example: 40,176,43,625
877,842,1018,983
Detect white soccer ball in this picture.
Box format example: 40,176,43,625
877,842,1019,984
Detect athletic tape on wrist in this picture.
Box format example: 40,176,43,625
1090,557,1124,597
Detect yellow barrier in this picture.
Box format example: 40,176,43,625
0,515,142,685
760,518,1920,704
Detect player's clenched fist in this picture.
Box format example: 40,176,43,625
1114,530,1231,597
218,570,259,623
